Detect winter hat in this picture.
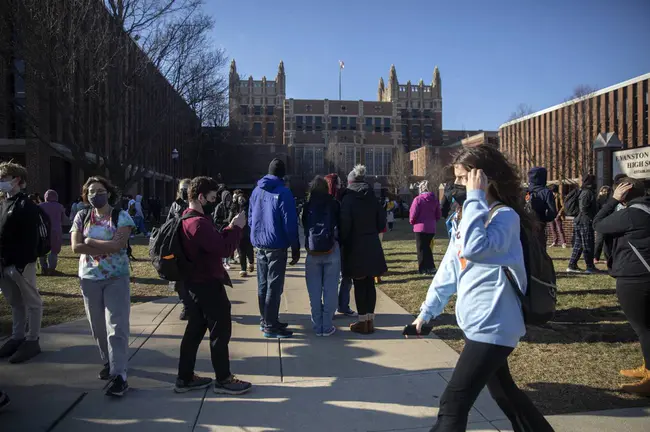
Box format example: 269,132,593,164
347,164,366,184
268,158,286,178
582,174,596,188
419,181,429,194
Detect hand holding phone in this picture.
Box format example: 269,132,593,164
403,323,433,338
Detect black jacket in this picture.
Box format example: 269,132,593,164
167,198,188,221
527,167,557,222
213,190,232,228
575,187,598,225
593,196,650,280
340,182,388,278
0,192,41,269
440,182,454,219
301,192,340,251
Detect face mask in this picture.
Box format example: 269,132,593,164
89,193,108,209
181,189,188,201
201,198,216,215
451,184,467,206
238,197,246,206
0,181,13,193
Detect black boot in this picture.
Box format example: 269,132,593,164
179,305,188,321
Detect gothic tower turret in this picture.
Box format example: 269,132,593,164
389,64,398,101
276,60,286,96
378,77,385,101
432,66,441,98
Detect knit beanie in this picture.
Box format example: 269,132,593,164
268,158,286,178
347,164,366,184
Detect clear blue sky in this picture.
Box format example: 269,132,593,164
208,0,650,130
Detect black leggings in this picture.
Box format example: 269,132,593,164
431,339,553,432
239,239,254,272
416,232,436,273
616,278,650,366
353,277,376,315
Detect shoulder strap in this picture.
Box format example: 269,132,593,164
486,203,507,227
630,203,650,217
79,208,91,227
111,208,121,227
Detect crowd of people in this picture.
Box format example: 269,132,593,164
0,144,649,430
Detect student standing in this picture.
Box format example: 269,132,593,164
594,185,612,263
413,145,553,432
410,181,442,275
168,179,191,320
38,189,68,275
567,174,599,274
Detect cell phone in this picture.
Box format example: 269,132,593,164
402,324,433,337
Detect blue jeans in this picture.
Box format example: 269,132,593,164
39,253,58,271
256,249,288,331
133,215,147,234
338,276,353,313
305,245,341,333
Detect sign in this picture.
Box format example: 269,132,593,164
612,147,650,179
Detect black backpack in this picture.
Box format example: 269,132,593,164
304,200,336,253
488,205,557,325
35,206,52,257
563,189,581,217
79,208,135,261
149,213,196,281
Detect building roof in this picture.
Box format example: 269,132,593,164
499,72,650,129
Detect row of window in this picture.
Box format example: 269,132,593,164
240,105,275,116
294,146,393,177
401,124,434,139
399,86,434,93
295,116,392,133
240,82,276,88
249,122,275,137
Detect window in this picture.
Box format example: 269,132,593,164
254,106,261,115
345,147,354,173
411,109,420,118
365,117,373,132
383,118,391,133
240,105,248,115
365,148,375,175
374,150,382,176
266,122,275,137
374,117,381,133
315,116,323,131
13,60,25,97
315,148,324,173
254,82,261,88
412,125,420,138
424,125,432,138
304,147,314,174
296,116,304,130
294,147,304,174
415,101,420,109
253,122,262,136
349,117,357,130
266,106,274,116
340,116,348,130
423,110,431,118
240,82,247,88
401,124,408,139
383,149,391,175
306,116,313,131
331,116,339,130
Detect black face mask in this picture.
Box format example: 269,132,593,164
180,189,188,201
202,200,216,215
451,184,467,206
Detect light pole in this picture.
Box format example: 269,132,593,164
171,148,179,204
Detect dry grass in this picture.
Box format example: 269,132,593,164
0,238,172,336
380,221,650,415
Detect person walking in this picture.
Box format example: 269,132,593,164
413,145,553,432
340,165,387,334
410,180,442,275
548,185,567,248
0,162,44,364
594,185,612,264
567,174,600,274
325,173,357,317
232,193,254,277
168,179,191,320
130,195,149,237
70,176,135,397
249,159,300,339
38,189,68,275
525,167,557,247
593,178,650,395
214,189,233,269
174,176,252,395
302,176,341,337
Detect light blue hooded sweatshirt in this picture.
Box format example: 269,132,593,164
418,189,527,348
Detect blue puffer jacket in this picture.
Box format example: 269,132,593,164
249,175,300,250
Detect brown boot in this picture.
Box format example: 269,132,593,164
620,362,647,379
350,314,369,334
374,277,382,284
367,313,375,333
621,374,650,396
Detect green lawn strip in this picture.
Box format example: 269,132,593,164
380,222,650,415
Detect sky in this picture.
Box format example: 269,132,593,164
207,0,650,131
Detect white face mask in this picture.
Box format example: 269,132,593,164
0,180,15,193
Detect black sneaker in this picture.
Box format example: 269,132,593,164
0,391,10,412
263,328,293,339
0,338,24,358
98,363,111,380
259,321,289,331
105,376,129,397
174,375,213,393
179,306,188,321
8,339,41,364
213,375,252,395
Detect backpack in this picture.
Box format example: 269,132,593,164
563,189,581,217
488,205,557,325
305,200,336,253
128,201,137,217
79,208,135,261
148,213,197,281
35,206,52,257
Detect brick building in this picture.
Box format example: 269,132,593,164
499,73,650,187
0,3,201,207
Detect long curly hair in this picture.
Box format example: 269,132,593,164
451,145,534,233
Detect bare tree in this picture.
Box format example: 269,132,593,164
424,148,446,192
388,149,410,193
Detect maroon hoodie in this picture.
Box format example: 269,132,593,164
180,209,241,284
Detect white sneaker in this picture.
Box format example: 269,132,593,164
239,271,247,277
223,263,231,270
321,327,336,337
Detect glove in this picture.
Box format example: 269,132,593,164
289,247,300,265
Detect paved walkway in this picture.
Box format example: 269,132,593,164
1,261,649,431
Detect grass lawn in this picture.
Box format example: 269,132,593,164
0,238,172,337
380,220,650,415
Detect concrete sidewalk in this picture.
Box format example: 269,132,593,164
1,262,649,431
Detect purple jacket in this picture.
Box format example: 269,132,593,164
39,190,68,255
409,192,441,233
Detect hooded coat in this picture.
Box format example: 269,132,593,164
527,167,557,223
38,190,67,255
409,192,442,233
213,190,233,229
339,181,387,278
249,175,299,250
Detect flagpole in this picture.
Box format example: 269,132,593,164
339,66,342,100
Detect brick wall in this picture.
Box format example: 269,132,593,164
545,217,575,246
